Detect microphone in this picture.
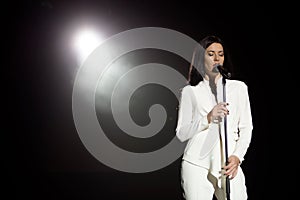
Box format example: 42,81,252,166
213,64,231,79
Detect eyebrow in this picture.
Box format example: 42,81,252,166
207,50,224,53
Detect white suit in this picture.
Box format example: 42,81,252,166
176,77,253,200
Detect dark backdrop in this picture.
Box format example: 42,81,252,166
6,1,276,199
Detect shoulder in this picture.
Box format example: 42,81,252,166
180,84,193,92
227,79,248,90
180,81,204,93
227,80,250,97
179,84,199,99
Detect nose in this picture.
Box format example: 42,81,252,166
214,54,220,61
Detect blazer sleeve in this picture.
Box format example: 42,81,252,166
175,85,209,142
232,83,253,163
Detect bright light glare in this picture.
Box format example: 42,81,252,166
73,29,103,65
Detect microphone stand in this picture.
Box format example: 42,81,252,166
222,76,230,200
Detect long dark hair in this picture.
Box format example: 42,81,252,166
188,35,234,86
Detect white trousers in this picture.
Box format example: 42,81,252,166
181,160,248,200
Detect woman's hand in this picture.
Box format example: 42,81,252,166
207,102,229,123
223,155,240,179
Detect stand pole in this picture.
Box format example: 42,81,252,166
222,77,230,200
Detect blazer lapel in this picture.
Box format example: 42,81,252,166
192,81,215,115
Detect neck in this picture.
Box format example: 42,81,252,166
204,73,222,84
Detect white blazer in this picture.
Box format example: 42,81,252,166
176,78,253,169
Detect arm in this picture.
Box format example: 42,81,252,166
175,86,209,142
232,83,253,163
224,83,253,179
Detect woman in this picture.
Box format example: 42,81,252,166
176,35,253,200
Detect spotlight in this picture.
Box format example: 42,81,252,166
73,28,103,65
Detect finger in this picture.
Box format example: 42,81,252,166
220,107,229,114
224,167,233,176
229,170,238,179
219,102,229,107
224,164,236,174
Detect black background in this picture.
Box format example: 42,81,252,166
6,1,278,199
